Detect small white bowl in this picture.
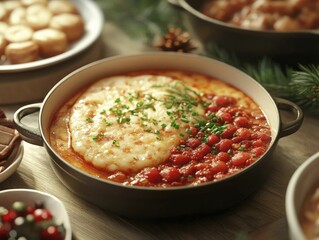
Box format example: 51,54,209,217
0,142,24,183
0,188,72,240
286,152,319,240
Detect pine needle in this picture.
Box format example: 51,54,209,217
205,43,293,98
242,59,292,98
289,65,319,115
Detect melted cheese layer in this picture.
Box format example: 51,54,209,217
68,75,205,172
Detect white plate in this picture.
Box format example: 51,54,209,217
0,141,24,183
0,0,104,73
0,188,72,240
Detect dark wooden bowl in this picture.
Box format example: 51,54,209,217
169,0,319,64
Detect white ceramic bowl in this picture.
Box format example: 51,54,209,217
286,152,319,240
0,142,24,183
0,188,72,240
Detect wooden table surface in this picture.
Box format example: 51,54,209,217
1,5,319,239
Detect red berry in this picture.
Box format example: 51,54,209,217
195,165,214,180
206,104,218,113
220,124,237,139
215,152,230,162
231,152,251,166
186,138,202,149
41,225,64,240
192,143,212,161
252,139,263,147
207,134,219,146
26,205,35,215
145,168,162,184
235,128,251,140
219,112,232,122
160,167,181,183
33,208,52,222
214,96,235,107
170,147,182,154
211,161,228,174
251,147,265,156
171,154,191,166
2,209,18,223
234,116,249,128
216,139,233,152
0,222,11,239
189,127,198,136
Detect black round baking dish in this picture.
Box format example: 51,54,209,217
13,53,303,218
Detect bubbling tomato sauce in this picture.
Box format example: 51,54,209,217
49,71,272,188
110,94,271,187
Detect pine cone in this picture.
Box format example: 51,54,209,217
155,28,196,53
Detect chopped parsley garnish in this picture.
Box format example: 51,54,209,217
104,119,112,126
88,80,223,142
238,145,245,151
112,140,120,147
86,117,93,123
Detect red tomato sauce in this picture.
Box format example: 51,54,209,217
50,71,272,188
107,94,271,187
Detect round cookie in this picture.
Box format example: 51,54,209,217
5,25,33,43
5,40,39,64
21,0,48,7
50,13,84,42
8,7,26,25
48,0,79,15
32,28,67,57
26,4,52,30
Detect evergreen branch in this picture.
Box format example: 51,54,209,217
242,59,293,99
289,65,319,115
205,43,293,98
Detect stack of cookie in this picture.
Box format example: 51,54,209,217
0,109,21,173
0,0,85,64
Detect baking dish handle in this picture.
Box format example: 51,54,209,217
275,97,304,138
167,0,182,7
12,98,304,144
13,103,43,146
